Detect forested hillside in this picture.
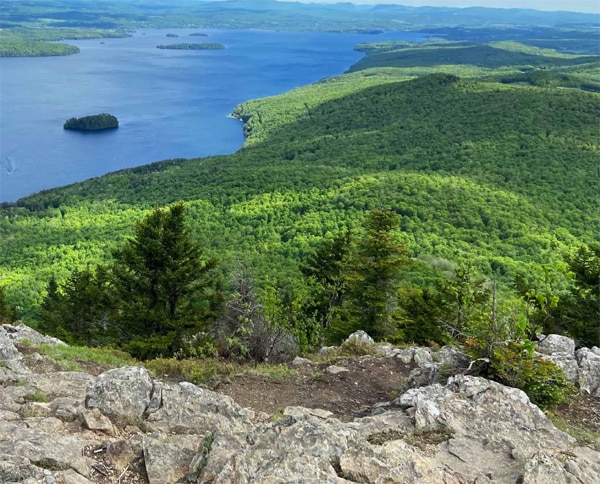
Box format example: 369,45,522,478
1,41,599,359
2,0,599,57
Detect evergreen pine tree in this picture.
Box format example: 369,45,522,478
112,203,222,358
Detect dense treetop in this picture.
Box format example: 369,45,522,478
63,113,119,131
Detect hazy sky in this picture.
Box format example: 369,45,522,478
282,1,600,14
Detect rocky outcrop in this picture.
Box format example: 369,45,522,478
2,323,66,347
85,366,153,419
576,347,600,396
0,326,31,374
0,324,599,483
535,334,600,396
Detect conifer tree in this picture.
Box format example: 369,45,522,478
301,229,352,329
0,285,18,324
562,243,600,346
342,209,408,341
112,203,222,358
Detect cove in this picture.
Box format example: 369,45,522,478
0,29,427,202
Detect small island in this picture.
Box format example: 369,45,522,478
189,32,208,37
156,43,225,50
166,33,179,38
63,113,119,131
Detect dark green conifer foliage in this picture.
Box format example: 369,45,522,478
561,244,600,346
39,268,112,345
0,285,18,324
301,229,352,329
112,203,222,358
39,275,63,336
341,209,409,341
398,285,453,345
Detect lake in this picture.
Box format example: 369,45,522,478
0,29,427,202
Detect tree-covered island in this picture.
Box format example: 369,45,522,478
156,42,225,50
63,113,119,131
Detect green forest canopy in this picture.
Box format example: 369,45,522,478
0,41,598,334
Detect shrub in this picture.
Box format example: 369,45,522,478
489,341,575,409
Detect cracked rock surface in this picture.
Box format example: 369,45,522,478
1,324,599,483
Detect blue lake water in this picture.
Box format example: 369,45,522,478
0,29,426,202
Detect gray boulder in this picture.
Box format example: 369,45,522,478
49,397,84,422
345,330,374,346
291,356,313,366
80,407,114,433
394,347,416,364
412,347,433,367
85,366,153,419
536,334,575,357
0,326,21,360
0,326,30,374
210,415,351,482
0,421,97,476
143,434,197,484
2,323,66,346
340,439,447,483
544,353,580,385
27,371,95,400
325,364,349,375
576,347,600,395
146,381,256,435
433,345,471,369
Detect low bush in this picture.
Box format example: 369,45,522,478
488,341,575,409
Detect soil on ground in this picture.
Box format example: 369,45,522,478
214,355,415,421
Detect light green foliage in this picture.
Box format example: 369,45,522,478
349,41,598,73
34,343,136,370
144,357,294,386
144,357,236,385
490,341,575,409
548,412,600,451
25,390,48,403
246,363,298,381
515,263,572,338
560,244,600,346
200,263,306,362
398,283,453,346
0,28,127,57
301,229,352,330
215,265,264,360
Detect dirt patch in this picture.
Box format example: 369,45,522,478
550,393,600,449
214,355,414,421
